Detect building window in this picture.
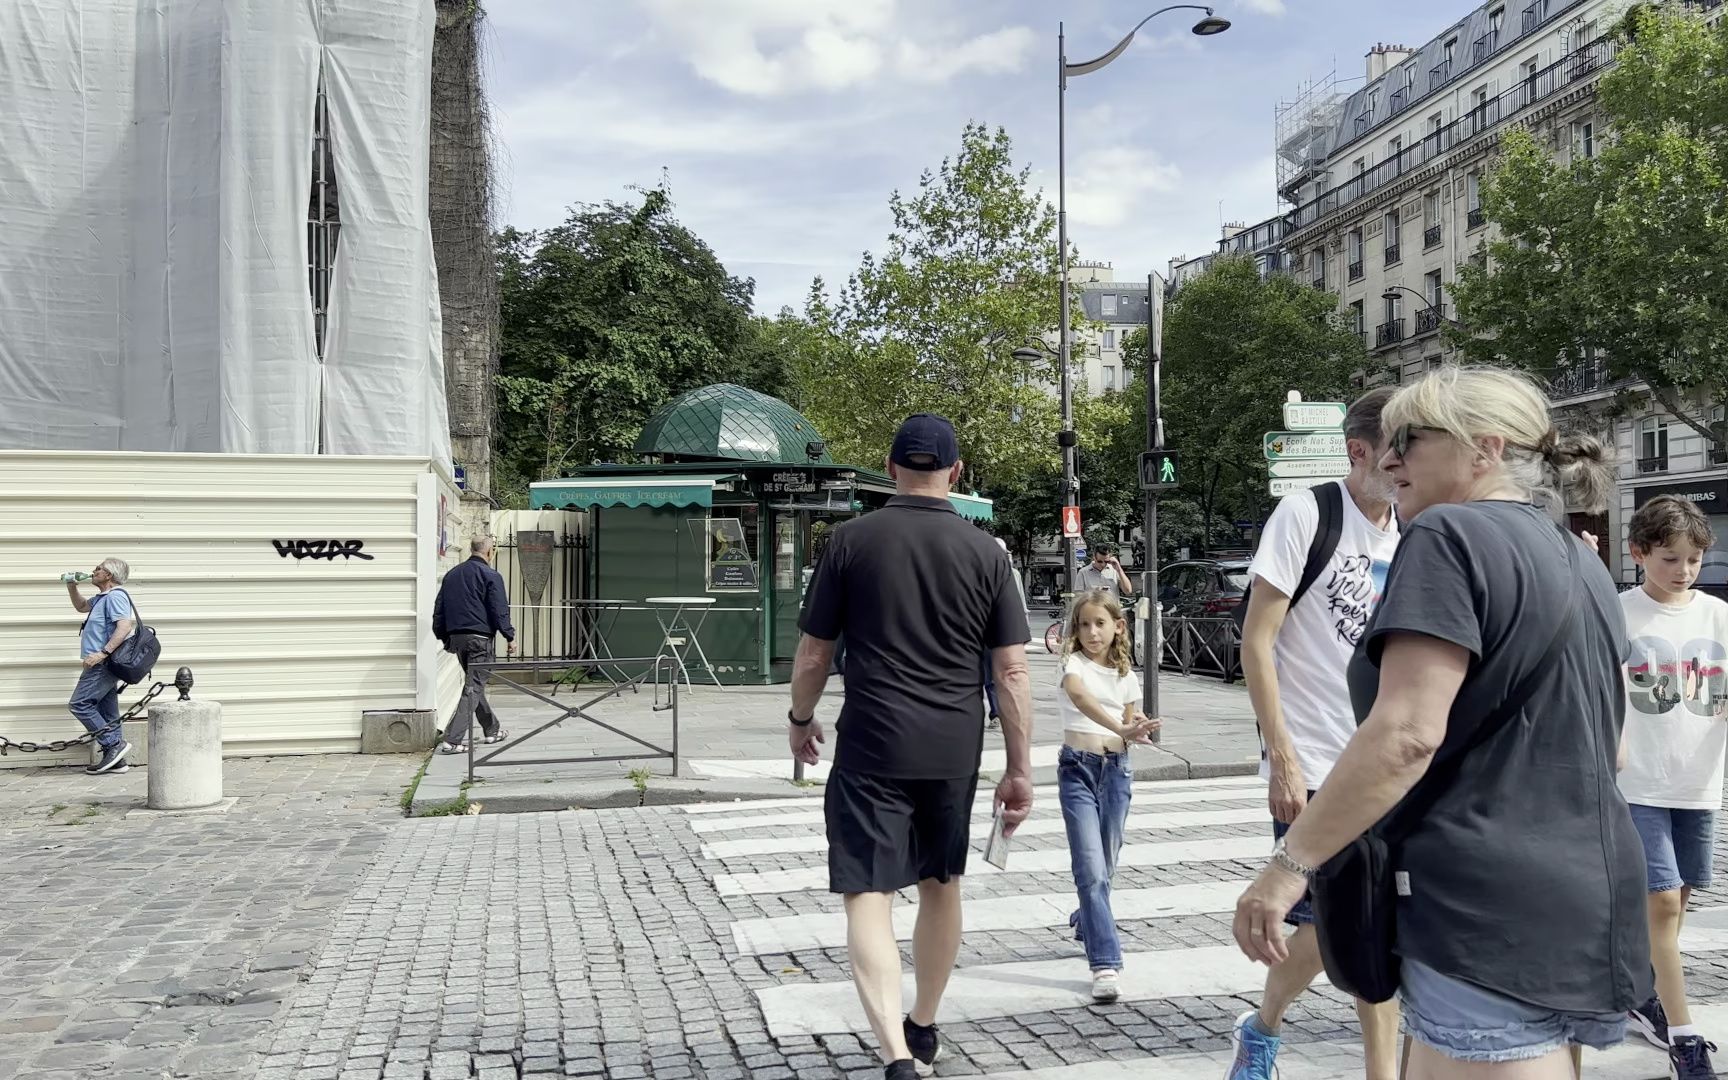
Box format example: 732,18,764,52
1426,269,1444,308
1637,416,1669,474
1101,294,1118,316
1103,365,1118,390
1572,120,1596,159
1710,404,1727,465
1310,248,1326,288
1353,157,1367,178
1103,329,1116,351
1384,208,1401,265
1490,6,1505,33
1467,172,1485,229
1522,57,1540,103
1348,229,1365,280
1445,38,1458,65
1428,355,1444,371
1473,86,1490,124
1384,293,1401,324
1350,299,1366,335
1389,135,1402,159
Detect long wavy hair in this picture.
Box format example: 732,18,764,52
1063,589,1133,677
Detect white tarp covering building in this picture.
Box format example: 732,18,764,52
0,0,450,468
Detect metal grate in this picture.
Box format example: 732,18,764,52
307,69,340,361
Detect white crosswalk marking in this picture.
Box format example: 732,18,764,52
690,783,1267,835
714,836,1269,896
699,805,1266,860
691,772,1713,1076
679,776,1270,815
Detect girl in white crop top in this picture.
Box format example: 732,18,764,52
1057,590,1160,1003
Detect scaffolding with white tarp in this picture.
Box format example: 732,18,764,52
1275,66,1354,208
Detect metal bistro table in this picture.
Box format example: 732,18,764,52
644,596,721,693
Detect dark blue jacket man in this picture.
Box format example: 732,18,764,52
433,536,517,752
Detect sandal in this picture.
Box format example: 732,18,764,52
437,742,469,755
483,729,509,745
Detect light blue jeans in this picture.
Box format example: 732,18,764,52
1058,745,1133,971
68,664,124,751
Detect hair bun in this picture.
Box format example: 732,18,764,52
1549,433,1613,513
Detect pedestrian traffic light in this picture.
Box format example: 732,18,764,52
1140,449,1179,492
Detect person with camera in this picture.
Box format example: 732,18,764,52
64,558,138,775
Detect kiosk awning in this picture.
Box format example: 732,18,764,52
529,474,741,510
948,493,994,521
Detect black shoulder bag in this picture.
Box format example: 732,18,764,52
1309,528,1581,1003
102,588,163,686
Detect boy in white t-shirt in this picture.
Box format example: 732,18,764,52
1619,495,1728,1080
1227,388,1403,1080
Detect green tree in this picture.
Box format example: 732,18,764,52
1449,6,1728,451
1128,257,1374,549
795,123,1067,487
492,186,767,505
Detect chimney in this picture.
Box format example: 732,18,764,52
1365,42,1417,85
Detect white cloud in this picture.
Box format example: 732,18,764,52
636,0,1034,95
1059,147,1185,228
1237,0,1288,14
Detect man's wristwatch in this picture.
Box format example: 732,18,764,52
1270,839,1315,879
787,710,813,728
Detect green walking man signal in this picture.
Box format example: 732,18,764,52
1139,449,1179,492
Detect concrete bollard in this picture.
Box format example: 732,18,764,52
146,699,223,810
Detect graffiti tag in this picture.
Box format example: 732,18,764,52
272,540,375,562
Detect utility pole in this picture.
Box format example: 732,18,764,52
1142,273,1165,732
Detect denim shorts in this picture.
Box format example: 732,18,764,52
1628,803,1716,893
1269,790,1318,927
1401,959,1626,1062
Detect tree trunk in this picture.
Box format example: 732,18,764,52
431,1,499,500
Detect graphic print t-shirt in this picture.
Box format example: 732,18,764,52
1247,480,1399,786
1619,588,1728,810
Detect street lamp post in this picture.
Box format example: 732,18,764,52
1053,7,1229,715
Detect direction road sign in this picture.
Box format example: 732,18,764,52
1282,401,1346,430
1268,477,1346,498
1268,457,1351,479
1264,431,1348,460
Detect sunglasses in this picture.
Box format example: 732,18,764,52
1388,424,1448,458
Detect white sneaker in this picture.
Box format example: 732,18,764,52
1091,969,1120,1002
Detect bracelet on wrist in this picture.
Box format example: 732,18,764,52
1270,839,1315,879
787,709,813,727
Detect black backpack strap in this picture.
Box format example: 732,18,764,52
1290,481,1344,608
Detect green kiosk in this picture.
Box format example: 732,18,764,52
529,384,993,684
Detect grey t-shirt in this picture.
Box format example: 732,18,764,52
1346,500,1651,1014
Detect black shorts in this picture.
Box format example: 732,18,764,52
825,768,980,894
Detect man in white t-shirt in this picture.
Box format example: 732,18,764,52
1225,388,1402,1080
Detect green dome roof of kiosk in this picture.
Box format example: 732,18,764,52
632,383,836,465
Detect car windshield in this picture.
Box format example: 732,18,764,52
1222,567,1252,592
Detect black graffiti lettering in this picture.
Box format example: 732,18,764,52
1325,554,1374,646
271,539,375,562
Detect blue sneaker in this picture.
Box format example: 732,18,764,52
1225,1010,1280,1080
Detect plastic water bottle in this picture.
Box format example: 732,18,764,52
60,571,92,583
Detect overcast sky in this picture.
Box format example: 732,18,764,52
486,1,1457,315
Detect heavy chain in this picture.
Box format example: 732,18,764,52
0,680,169,756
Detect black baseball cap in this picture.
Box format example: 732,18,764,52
889,413,960,471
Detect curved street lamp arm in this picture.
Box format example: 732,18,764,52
1383,284,1437,311
1064,5,1215,78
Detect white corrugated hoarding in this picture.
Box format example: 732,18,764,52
0,452,463,767
0,0,448,468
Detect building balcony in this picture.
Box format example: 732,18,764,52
1384,244,1401,267
1710,444,1727,466
1637,455,1668,475
1348,261,1364,282
1425,224,1443,249
1473,32,1500,63
1430,60,1452,90
1312,277,1327,291
1376,319,1407,349
1415,306,1445,335
1546,358,1640,402
1467,207,1487,230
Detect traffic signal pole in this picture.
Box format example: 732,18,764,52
1142,272,1163,736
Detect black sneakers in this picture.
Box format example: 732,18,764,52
1630,996,1670,1050
883,1061,918,1080
903,1017,941,1077
85,741,131,775
1670,1035,1717,1080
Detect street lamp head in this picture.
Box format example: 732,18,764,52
1012,346,1046,364
1191,15,1231,35
1382,289,1402,302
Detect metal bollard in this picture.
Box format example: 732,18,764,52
146,670,223,810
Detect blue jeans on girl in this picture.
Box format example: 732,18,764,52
1058,745,1133,971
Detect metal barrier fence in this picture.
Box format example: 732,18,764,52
466,656,679,784
1158,616,1241,683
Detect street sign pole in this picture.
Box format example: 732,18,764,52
1141,273,1163,737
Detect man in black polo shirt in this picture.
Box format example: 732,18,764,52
789,413,1034,1080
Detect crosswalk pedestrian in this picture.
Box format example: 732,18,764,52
684,776,1719,1079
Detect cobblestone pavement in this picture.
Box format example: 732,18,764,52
0,755,419,1080
256,780,1728,1080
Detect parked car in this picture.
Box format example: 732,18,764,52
1156,558,1252,619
